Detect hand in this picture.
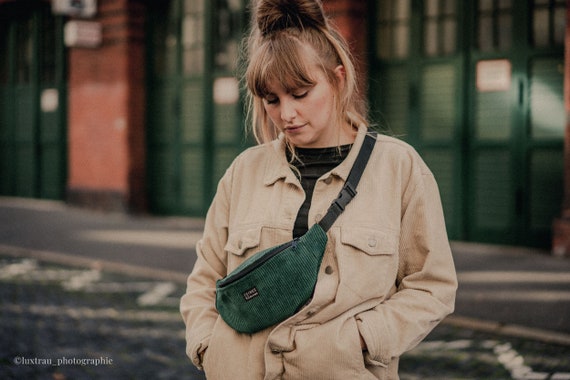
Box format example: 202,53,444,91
198,349,207,364
359,333,368,351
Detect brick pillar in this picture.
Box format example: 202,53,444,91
322,0,369,100
552,1,570,257
67,0,147,212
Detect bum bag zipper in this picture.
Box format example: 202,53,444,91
218,238,299,288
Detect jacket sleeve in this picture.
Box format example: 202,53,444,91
355,160,458,367
179,163,234,369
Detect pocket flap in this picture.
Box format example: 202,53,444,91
340,226,397,256
224,226,262,256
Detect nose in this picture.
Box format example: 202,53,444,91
280,98,297,122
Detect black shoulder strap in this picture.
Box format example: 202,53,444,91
318,131,377,232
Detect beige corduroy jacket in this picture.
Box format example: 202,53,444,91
180,125,457,380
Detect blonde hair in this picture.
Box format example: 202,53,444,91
242,0,368,144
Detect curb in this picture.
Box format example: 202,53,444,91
443,315,570,347
0,244,188,284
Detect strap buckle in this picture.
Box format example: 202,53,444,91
333,183,357,211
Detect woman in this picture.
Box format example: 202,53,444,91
180,0,457,379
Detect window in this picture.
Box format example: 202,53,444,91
532,0,566,47
15,16,33,84
477,0,513,52
40,7,56,85
183,0,205,75
423,0,457,56
214,0,243,73
377,0,412,59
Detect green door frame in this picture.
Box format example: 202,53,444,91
146,0,249,216
368,0,565,248
0,3,67,200
368,0,467,240
466,1,565,247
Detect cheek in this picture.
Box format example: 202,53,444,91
312,94,334,120
264,105,280,124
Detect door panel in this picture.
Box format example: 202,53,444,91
371,0,565,248
0,3,66,200
420,64,456,141
147,0,247,216
472,149,514,241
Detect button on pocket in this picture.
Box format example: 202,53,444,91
340,226,397,256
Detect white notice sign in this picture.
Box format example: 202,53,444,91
476,60,512,92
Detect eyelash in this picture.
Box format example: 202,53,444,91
265,91,308,105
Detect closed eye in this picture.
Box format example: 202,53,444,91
292,91,308,99
264,96,278,105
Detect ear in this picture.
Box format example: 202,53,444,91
333,65,346,90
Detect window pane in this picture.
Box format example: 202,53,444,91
394,25,409,58
183,0,205,75
442,0,455,15
152,3,178,77
533,9,549,47
15,18,33,84
378,0,392,22
425,0,439,17
395,0,411,20
497,14,512,50
498,0,512,10
424,21,438,56
214,0,243,72
40,11,56,85
443,20,456,54
554,7,566,45
478,16,493,51
479,0,493,11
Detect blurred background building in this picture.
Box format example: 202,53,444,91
0,0,568,254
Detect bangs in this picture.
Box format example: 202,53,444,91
246,36,317,98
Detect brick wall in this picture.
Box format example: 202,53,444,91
323,0,369,98
66,0,146,212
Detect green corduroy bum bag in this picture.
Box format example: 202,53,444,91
215,132,376,334
215,223,328,334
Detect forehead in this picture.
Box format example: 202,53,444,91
248,38,326,97
263,64,326,95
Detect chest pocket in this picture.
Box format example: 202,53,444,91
336,226,398,299
224,226,262,258
340,226,397,256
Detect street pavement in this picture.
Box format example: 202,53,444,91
1,196,570,379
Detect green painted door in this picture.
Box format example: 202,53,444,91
468,1,565,247
370,0,565,248
0,4,67,200
371,0,466,240
147,0,248,216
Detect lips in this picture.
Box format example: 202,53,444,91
284,123,306,133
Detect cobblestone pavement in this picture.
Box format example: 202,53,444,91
1,254,569,380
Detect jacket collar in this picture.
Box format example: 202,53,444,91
262,124,369,186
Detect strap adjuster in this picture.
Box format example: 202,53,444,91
332,183,357,211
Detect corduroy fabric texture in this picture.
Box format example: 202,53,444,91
215,223,328,334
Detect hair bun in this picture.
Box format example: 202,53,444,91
256,0,327,36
